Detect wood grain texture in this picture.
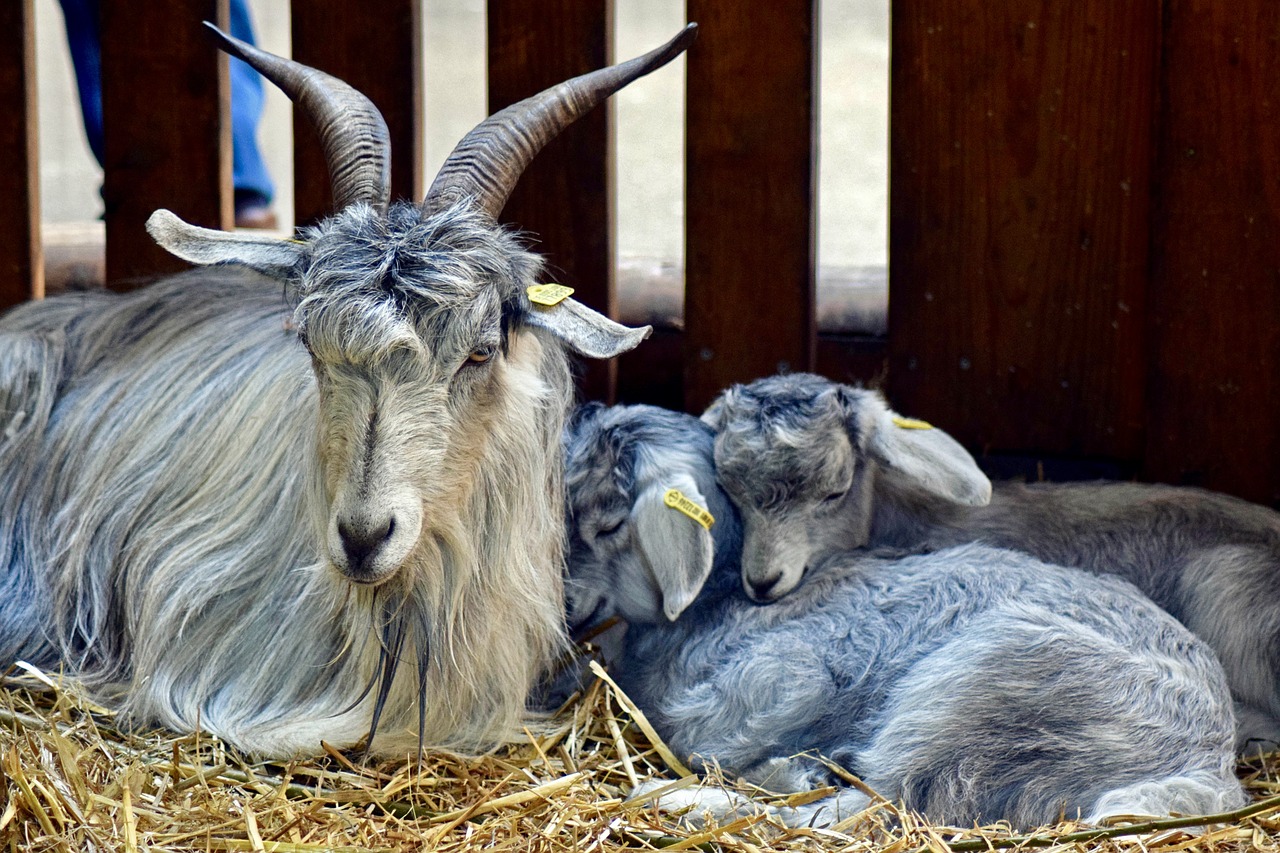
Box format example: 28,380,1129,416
888,1,1158,461
101,0,230,287
0,0,41,307
292,0,422,225
1145,0,1280,503
488,0,615,402
684,0,818,412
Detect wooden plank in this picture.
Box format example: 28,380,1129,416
684,0,818,413
488,0,615,402
0,0,41,307
1145,0,1280,503
888,1,1158,461
101,0,231,287
616,327,886,414
291,1,422,225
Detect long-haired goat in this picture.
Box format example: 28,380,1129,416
0,23,695,758
563,403,1244,828
704,371,1280,748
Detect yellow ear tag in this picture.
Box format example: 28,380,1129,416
527,283,575,307
664,488,715,531
892,415,934,430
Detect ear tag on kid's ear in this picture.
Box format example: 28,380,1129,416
892,415,934,430
527,283,575,307
664,488,715,530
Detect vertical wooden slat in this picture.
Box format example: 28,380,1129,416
0,0,41,307
889,1,1158,461
101,0,231,288
488,0,615,402
292,1,422,226
684,1,818,413
1145,0,1280,503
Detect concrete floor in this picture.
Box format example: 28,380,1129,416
34,0,888,320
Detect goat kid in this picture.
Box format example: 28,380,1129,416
0,24,695,758
562,403,1244,829
705,371,1280,747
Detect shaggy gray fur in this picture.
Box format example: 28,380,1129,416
705,371,1280,748
563,404,1244,828
0,200,609,757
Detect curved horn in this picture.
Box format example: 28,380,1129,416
202,22,391,213
424,23,697,218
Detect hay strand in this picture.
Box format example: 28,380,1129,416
4,663,1280,853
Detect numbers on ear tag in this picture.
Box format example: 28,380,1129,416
527,283,575,307
664,488,715,530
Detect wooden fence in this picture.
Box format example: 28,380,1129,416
4,0,1280,505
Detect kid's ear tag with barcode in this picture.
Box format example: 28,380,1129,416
527,283,575,307
664,488,715,530
892,415,934,430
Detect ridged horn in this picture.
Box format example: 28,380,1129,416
424,23,698,218
203,22,391,213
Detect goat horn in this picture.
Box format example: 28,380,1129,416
424,23,697,218
202,22,391,214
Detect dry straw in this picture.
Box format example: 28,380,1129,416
3,661,1280,853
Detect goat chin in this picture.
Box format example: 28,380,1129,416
0,270,569,758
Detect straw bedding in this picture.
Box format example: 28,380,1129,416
4,655,1280,853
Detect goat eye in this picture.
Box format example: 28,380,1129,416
823,489,848,504
466,345,496,366
596,517,625,538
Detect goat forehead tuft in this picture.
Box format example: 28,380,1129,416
714,402,855,508
293,201,541,357
565,405,714,507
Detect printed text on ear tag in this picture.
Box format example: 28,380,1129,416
527,283,575,307
664,488,715,530
892,415,934,430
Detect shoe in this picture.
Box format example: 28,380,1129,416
234,190,278,230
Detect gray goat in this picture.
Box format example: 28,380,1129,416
0,24,694,758
704,371,1280,747
563,403,1244,828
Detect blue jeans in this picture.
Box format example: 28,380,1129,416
58,0,275,206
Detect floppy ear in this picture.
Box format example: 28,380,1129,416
843,389,991,507
147,209,306,279
699,387,733,430
523,297,652,359
631,479,716,621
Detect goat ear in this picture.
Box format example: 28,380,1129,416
853,392,992,507
146,209,305,279
632,480,715,621
523,298,652,359
700,389,731,430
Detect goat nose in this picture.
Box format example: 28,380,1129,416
748,571,785,602
337,515,396,577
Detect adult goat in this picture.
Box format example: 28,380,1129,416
705,372,1280,748
562,403,1243,829
0,22,695,758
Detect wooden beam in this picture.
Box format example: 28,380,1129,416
488,0,615,402
101,0,230,287
0,0,41,308
291,0,422,226
684,0,818,412
888,1,1159,462
1145,0,1280,503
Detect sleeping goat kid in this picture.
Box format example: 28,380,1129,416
0,24,696,758
704,372,1280,748
563,403,1244,829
